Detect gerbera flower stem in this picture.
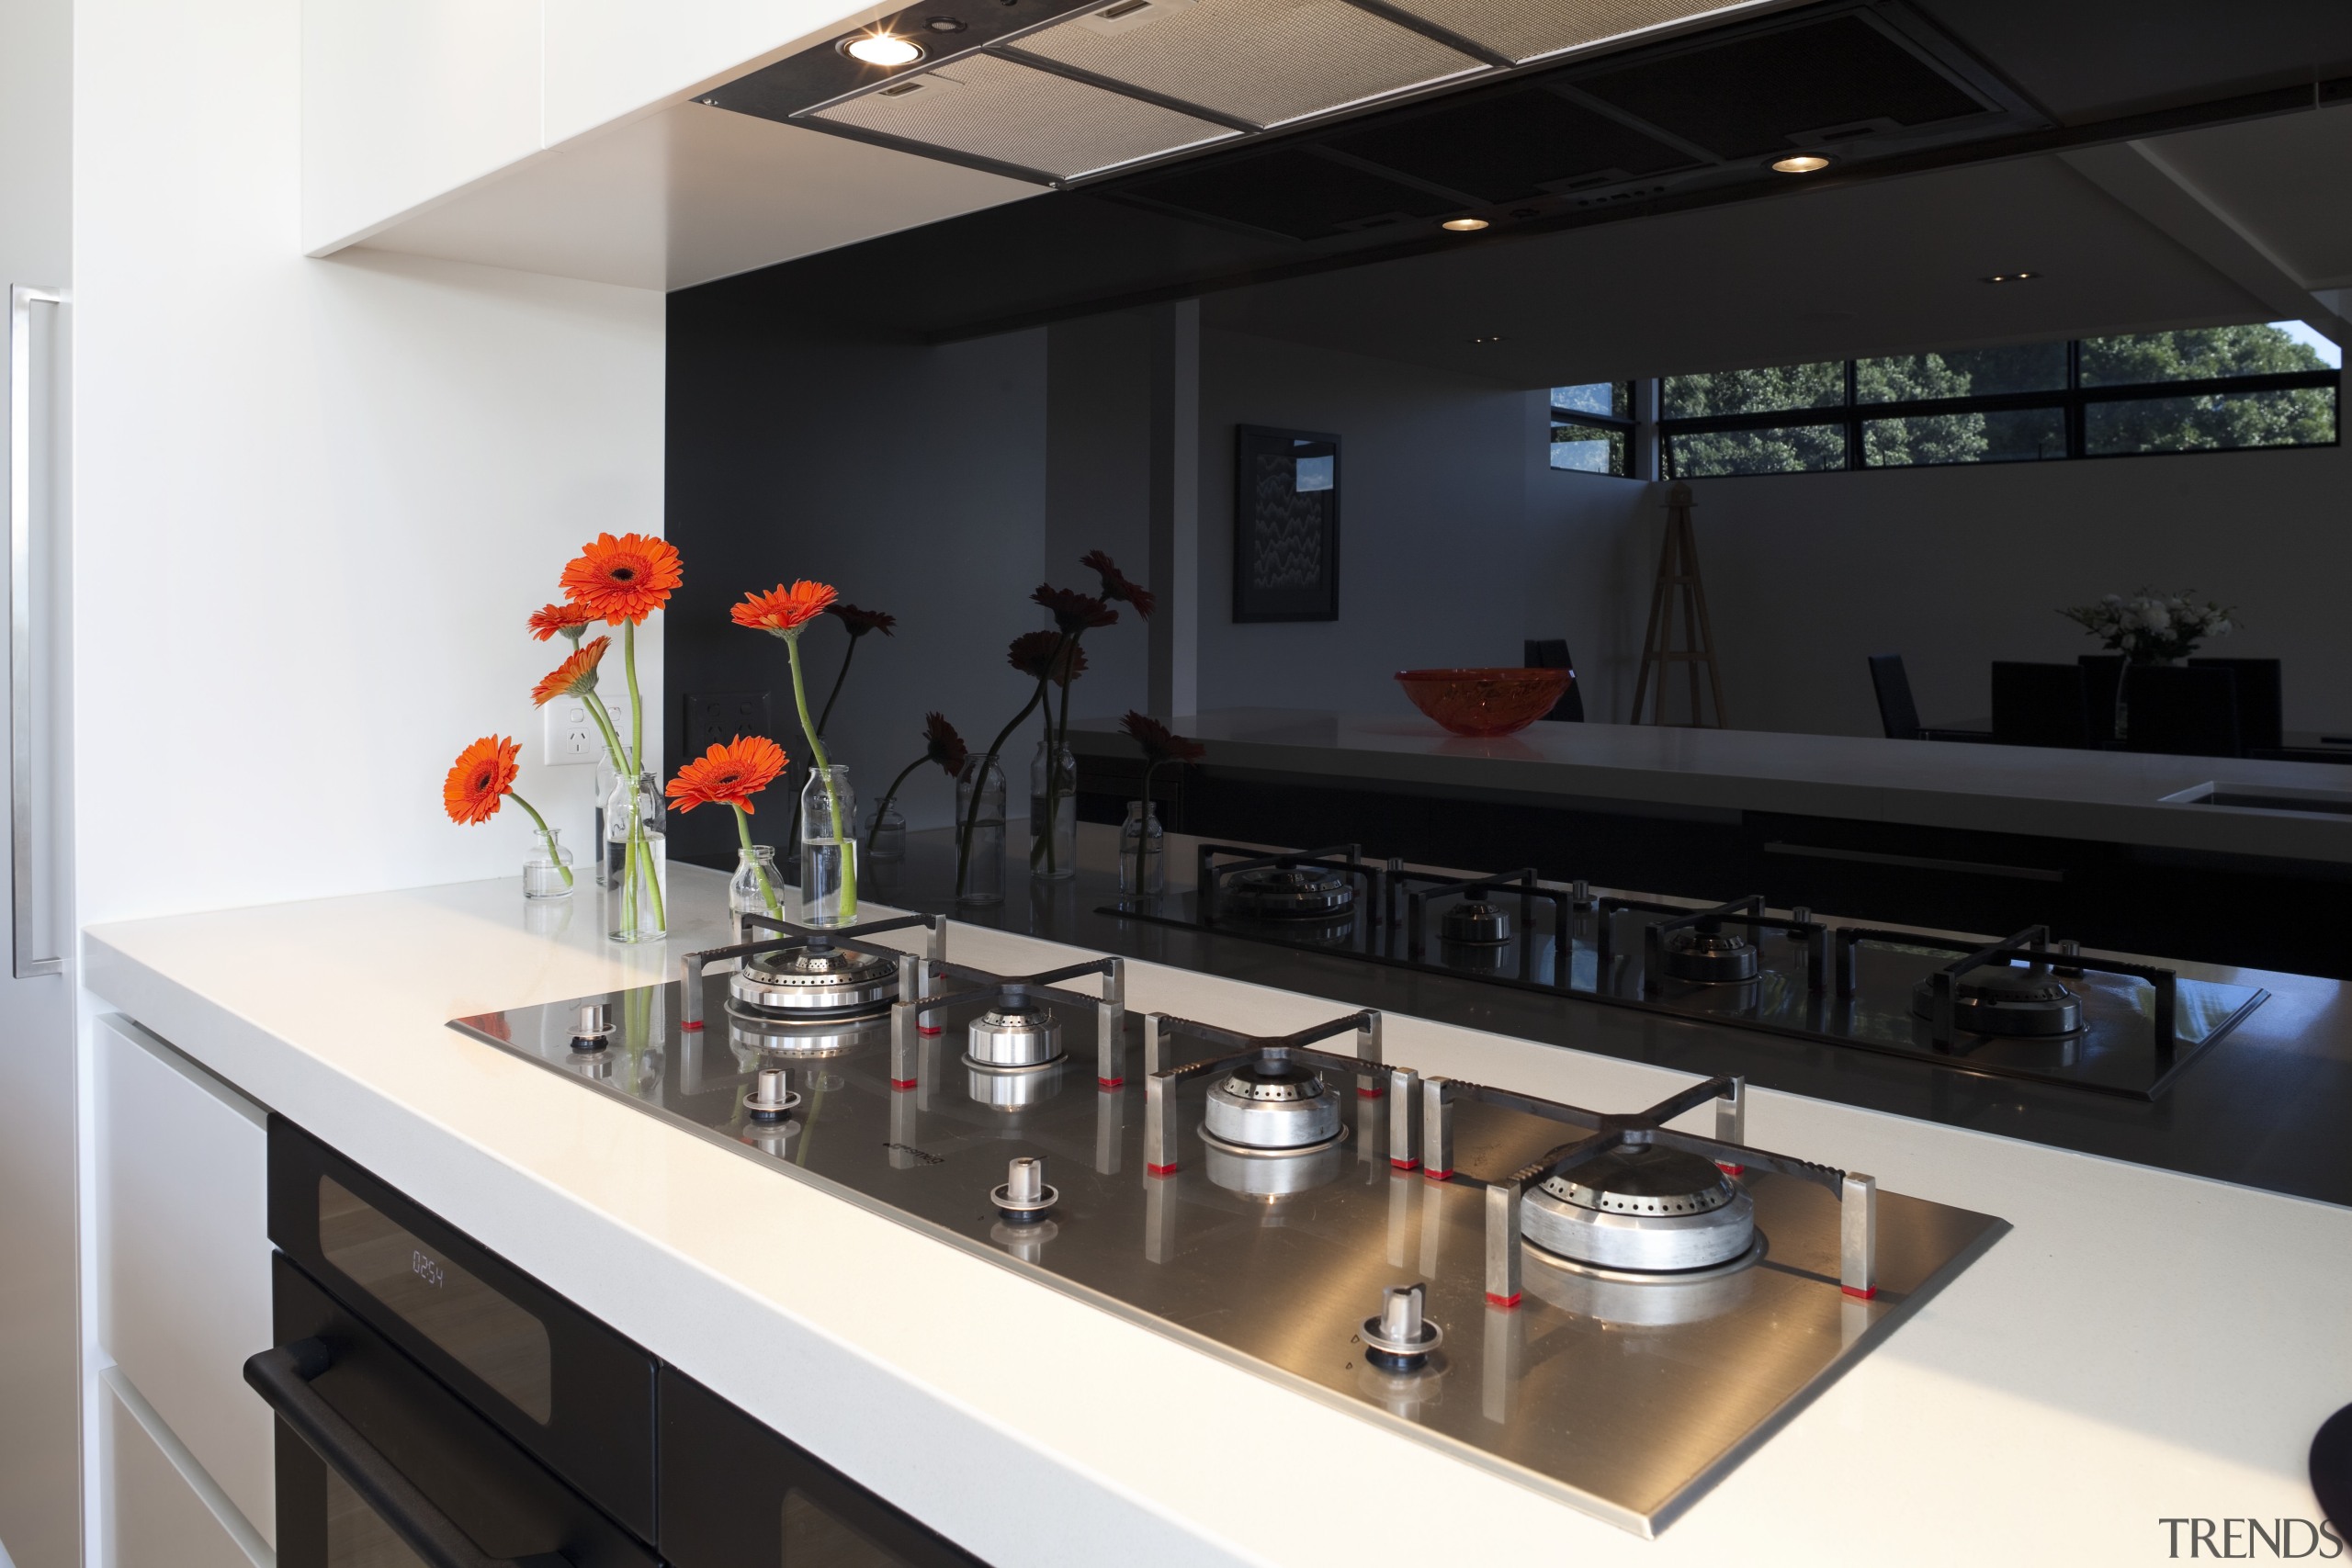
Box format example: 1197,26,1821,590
509,792,574,888
815,637,857,739
584,684,664,934
732,801,781,917
959,647,1059,897
784,632,854,921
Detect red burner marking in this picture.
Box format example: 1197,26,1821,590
1716,1162,1746,1177
1389,1157,1420,1171
917,1024,942,1036
1356,1085,1384,1099
1096,1077,1124,1089
1146,1162,1179,1177
1841,1284,1878,1300
1485,1292,1522,1309
888,1077,917,1091
1423,1168,1453,1181
680,1020,704,1032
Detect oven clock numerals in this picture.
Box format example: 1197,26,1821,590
411,1248,446,1289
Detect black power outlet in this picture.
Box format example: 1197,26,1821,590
684,692,774,758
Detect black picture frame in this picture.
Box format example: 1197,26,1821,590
1232,424,1340,622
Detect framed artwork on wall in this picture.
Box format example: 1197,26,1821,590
1233,424,1340,622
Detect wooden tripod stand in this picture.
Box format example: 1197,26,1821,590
1631,481,1728,728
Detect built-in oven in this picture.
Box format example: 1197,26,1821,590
251,1118,993,1567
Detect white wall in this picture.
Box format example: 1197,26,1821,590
1193,328,1653,720
74,0,666,928
1684,444,2352,738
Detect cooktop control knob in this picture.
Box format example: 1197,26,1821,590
570,1001,613,1052
741,1067,802,1123
1361,1282,1442,1371
991,1155,1058,1224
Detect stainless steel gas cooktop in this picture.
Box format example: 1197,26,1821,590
452,912,2007,1537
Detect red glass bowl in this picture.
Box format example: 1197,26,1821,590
1395,668,1573,738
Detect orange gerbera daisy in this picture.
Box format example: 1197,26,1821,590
444,736,520,825
527,601,600,642
731,581,838,637
666,735,789,813
559,533,682,626
531,635,609,706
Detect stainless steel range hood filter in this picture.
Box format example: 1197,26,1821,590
1378,0,1758,65
1010,0,1486,130
809,52,1238,181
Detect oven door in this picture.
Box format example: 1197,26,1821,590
252,1254,659,1568
658,1369,990,1567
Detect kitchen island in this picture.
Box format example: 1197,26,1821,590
84,860,2351,1565
1067,709,2352,978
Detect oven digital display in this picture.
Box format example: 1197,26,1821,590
318,1175,553,1421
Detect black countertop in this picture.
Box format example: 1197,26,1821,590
849,829,2352,1210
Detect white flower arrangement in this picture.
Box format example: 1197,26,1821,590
2061,589,2237,663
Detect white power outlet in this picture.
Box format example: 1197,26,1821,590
542,695,599,766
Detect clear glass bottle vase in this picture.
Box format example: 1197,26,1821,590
868,803,907,863
1029,738,1078,881
956,754,1007,906
730,842,785,922
1120,800,1164,895
799,764,859,928
523,827,574,900
603,772,667,943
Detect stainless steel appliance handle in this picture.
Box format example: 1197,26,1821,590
243,1342,573,1568
7,284,62,979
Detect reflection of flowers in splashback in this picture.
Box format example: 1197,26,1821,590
2061,590,2236,664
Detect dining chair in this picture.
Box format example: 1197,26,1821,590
1523,638,1586,722
1869,654,1990,741
1991,662,2093,748
2187,658,2280,751
2124,665,2243,758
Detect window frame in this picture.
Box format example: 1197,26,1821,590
1548,381,1636,478
1656,342,2339,478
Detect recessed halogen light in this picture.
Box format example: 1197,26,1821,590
842,32,923,65
1441,217,1490,232
1467,334,1505,344
1982,271,2042,283
1770,154,1831,174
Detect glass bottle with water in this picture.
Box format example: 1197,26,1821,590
956,754,1006,905
799,764,859,928
1029,738,1078,881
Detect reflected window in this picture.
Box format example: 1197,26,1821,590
1548,382,1632,476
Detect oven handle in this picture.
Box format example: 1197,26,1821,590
243,1340,573,1568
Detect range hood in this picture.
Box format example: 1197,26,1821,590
705,0,1801,186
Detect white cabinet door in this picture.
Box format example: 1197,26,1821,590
95,1015,275,1548
301,0,543,253
102,1371,266,1568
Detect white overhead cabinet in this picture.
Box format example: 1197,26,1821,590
302,0,1044,288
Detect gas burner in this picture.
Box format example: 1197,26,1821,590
967,1005,1063,1070
1521,1246,1759,1326
1657,925,1759,985
729,942,899,1021
1521,1144,1758,1274
1911,961,2082,1038
724,1001,881,1057
967,1057,1066,1111
1440,899,1510,945
1201,1058,1344,1155
1223,864,1356,920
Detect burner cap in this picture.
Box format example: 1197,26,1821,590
1522,1144,1756,1273
1203,1058,1343,1152
1658,924,1758,984
967,1005,1064,1069
1441,899,1511,946
1912,962,2083,1038
729,944,899,1020
1222,864,1356,920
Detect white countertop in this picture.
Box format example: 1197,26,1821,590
85,870,2350,1565
1069,708,2352,864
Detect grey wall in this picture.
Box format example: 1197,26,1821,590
1684,443,2352,737
1045,311,1154,726
1195,327,1653,720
